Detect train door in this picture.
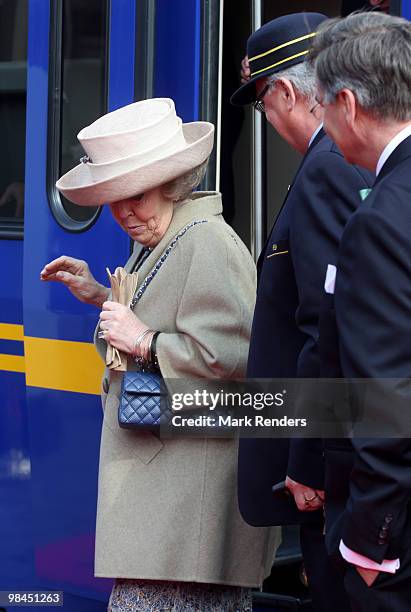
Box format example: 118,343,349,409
0,0,208,610
21,0,133,608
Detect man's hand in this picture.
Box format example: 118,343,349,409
40,256,110,307
285,475,324,512
240,55,250,84
355,566,380,587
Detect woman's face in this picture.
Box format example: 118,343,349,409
109,187,174,248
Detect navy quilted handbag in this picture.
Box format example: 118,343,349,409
118,370,171,430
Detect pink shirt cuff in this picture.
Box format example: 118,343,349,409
340,540,400,574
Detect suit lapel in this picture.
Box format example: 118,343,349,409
374,134,411,186
259,128,326,260
276,128,326,214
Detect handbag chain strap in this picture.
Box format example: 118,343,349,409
130,219,208,309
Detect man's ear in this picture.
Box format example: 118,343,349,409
337,89,357,129
277,78,297,111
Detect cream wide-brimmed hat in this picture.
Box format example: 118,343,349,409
56,98,215,206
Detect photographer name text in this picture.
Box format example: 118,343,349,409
171,415,307,428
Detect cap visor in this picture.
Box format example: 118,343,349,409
230,76,259,106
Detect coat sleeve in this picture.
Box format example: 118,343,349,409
156,222,256,381
287,151,373,489
335,204,411,562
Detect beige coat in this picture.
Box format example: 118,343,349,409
94,192,280,586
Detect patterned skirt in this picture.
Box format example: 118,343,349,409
108,579,253,612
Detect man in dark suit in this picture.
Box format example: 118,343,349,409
309,11,411,611
231,13,374,612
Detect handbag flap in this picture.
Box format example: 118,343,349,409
122,371,167,395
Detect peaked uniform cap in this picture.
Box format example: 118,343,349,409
56,98,214,206
231,12,327,106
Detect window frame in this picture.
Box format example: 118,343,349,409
47,0,109,232
0,3,28,240
0,217,24,241
134,0,156,102
199,0,222,192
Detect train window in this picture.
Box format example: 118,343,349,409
0,0,28,237
48,0,108,231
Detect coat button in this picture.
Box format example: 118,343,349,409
378,538,386,545
102,378,109,393
384,514,393,523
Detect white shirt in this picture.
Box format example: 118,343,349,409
376,123,411,176
308,123,323,149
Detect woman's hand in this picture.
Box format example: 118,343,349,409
99,302,149,355
40,256,110,307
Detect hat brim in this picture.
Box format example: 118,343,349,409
230,54,311,106
56,122,214,206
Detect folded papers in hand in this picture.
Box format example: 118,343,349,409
104,266,138,371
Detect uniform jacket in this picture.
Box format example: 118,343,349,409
93,192,280,585
323,135,411,564
239,129,374,526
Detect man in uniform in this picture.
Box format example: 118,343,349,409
309,12,411,611
231,13,373,611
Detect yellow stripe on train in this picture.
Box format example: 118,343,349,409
24,337,104,395
0,354,25,373
0,323,24,341
0,325,104,396
0,324,26,373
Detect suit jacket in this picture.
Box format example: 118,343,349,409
239,129,374,526
324,135,411,563
94,192,280,584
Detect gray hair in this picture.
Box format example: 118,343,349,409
309,12,411,121
267,62,317,108
161,158,209,202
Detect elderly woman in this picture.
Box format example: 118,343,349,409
41,99,279,612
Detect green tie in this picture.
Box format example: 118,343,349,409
359,188,372,201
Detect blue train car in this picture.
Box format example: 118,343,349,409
0,1,408,611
